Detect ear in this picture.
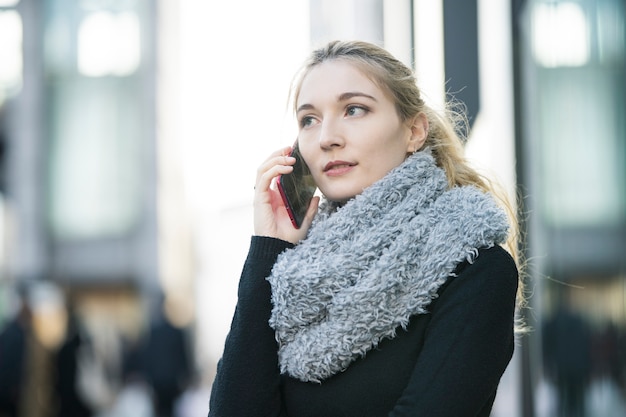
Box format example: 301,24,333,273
406,113,429,153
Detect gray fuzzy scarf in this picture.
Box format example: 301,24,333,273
267,150,509,383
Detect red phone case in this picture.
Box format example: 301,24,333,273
277,174,301,229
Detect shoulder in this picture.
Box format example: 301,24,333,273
456,245,517,281
437,246,518,307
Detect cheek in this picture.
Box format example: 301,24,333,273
297,133,312,155
311,171,325,189
370,129,410,157
299,144,315,169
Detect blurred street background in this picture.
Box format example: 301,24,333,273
0,1,624,416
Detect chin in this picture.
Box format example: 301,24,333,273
322,190,357,204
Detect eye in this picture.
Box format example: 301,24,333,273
345,105,368,117
299,115,318,129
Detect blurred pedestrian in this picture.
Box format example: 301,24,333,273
53,300,94,417
543,290,591,417
141,295,192,417
0,288,31,417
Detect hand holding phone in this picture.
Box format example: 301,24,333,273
277,143,317,229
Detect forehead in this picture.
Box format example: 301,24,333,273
296,60,384,104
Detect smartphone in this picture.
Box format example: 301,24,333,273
277,142,317,229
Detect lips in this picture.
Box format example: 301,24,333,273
324,160,356,176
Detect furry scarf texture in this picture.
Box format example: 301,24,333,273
267,150,509,383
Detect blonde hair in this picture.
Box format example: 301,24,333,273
290,40,527,328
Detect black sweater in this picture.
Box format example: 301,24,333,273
209,236,518,417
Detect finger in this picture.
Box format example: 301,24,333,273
262,146,294,164
255,162,294,194
257,152,296,175
255,150,296,191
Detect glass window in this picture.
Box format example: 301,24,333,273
44,0,149,240
529,0,626,228
0,9,23,106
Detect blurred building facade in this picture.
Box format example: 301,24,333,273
0,1,624,417
513,0,626,416
0,0,194,416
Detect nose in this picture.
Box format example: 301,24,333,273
318,119,345,150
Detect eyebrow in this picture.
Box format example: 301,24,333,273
338,91,378,102
296,91,378,114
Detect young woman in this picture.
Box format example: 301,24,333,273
208,40,523,417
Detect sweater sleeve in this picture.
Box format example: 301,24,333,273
208,236,294,417
389,246,519,417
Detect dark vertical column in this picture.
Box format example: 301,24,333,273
443,0,480,134
510,0,535,416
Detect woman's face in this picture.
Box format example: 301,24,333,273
296,60,425,203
